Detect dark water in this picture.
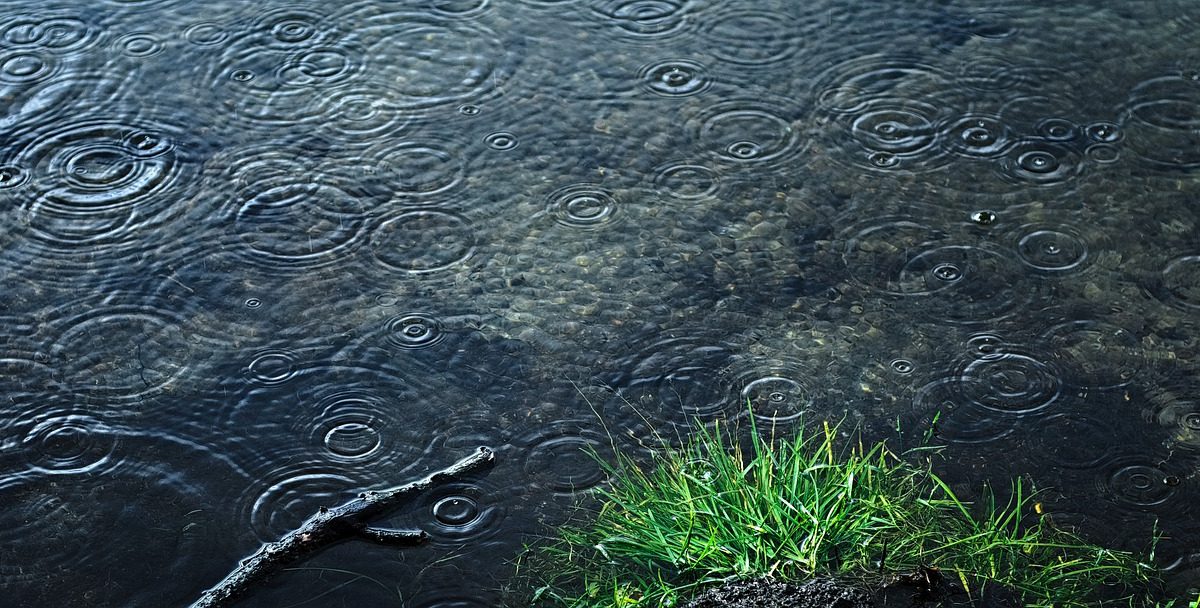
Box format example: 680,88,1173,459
2,0,1200,605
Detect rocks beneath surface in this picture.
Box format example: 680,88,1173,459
684,571,1021,608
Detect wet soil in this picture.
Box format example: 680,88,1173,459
684,572,1021,608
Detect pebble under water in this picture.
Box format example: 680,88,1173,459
2,0,1200,605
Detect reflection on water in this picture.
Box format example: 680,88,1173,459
2,0,1200,604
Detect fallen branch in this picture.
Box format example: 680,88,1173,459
190,446,496,608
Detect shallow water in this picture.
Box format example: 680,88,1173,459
2,0,1200,605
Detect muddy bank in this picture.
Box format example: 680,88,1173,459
684,573,1021,608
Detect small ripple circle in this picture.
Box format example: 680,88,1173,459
183,22,227,46
384,313,444,349
519,423,609,494
652,162,719,199
246,349,299,386
0,165,29,189
1104,462,1178,509
0,51,57,84
483,131,519,150
323,421,382,460
942,114,1011,158
115,32,164,57
638,59,711,97
548,183,619,229
740,376,811,423
433,495,479,526
1001,141,1081,185
1160,256,1200,309
1016,227,1088,272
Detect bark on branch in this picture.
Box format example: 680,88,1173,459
190,446,496,608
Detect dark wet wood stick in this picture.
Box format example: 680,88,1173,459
190,446,496,608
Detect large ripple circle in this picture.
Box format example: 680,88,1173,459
420,481,503,546
1159,255,1200,310
354,13,510,110
702,8,800,67
589,0,693,41
518,421,611,494
693,99,806,165
369,210,477,274
1100,459,1179,510
49,304,196,400
652,161,720,199
363,139,466,204
232,180,368,269
5,120,189,245
2,395,122,476
1040,320,1143,390
1015,226,1089,272
955,351,1062,415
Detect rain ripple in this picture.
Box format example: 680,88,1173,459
911,376,1016,445
206,145,371,271
0,49,61,85
1027,410,1124,470
1148,387,1200,454
227,372,448,542
222,354,448,480
427,0,492,19
0,393,122,477
345,6,514,111
735,362,815,426
0,118,197,285
839,215,1027,324
0,12,102,56
602,331,741,430
1098,458,1181,511
951,349,1063,416
814,54,954,117
368,209,478,275
1040,319,1143,390
545,183,621,229
206,10,366,130
587,0,695,42
1123,72,1200,169
1153,255,1200,311
46,294,204,402
183,21,228,46
700,7,801,68
241,466,364,542
516,420,612,495
0,342,56,397
651,160,721,199
830,99,948,173
940,114,1012,159
419,481,504,546
691,98,808,166
360,137,466,205
0,436,246,607
637,59,712,97
1011,223,1095,274
249,7,340,52
113,32,166,57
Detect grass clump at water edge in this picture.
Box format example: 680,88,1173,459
527,418,1160,607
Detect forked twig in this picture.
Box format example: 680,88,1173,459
190,446,496,608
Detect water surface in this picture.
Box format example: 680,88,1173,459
2,0,1200,605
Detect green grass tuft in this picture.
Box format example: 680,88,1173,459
530,418,1160,607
